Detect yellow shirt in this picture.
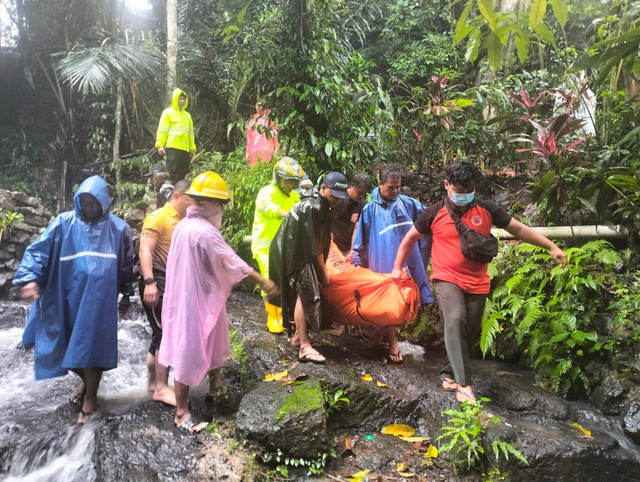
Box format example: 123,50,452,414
141,203,181,271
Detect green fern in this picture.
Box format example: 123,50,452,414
484,240,634,397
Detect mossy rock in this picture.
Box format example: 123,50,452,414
235,378,330,459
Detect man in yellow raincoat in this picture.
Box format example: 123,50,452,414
251,157,303,333
155,88,196,181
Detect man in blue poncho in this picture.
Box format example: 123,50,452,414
13,175,134,424
352,166,432,363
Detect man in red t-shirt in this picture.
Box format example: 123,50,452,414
392,160,567,403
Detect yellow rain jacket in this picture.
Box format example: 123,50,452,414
155,88,196,153
251,184,300,278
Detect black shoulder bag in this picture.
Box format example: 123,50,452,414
444,198,498,264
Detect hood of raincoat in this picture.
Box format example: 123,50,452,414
170,88,188,111
74,175,111,222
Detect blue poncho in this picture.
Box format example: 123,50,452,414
13,176,134,380
352,187,433,304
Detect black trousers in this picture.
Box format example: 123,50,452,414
165,148,190,181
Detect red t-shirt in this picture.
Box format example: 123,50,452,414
414,198,511,294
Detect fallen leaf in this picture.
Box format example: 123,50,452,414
264,369,288,381
344,436,358,450
423,458,434,466
362,373,373,382
496,370,517,376
347,469,371,481
571,422,593,437
376,381,388,388
396,462,414,477
398,436,429,443
424,444,438,458
381,423,416,437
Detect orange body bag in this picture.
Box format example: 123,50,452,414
324,242,419,326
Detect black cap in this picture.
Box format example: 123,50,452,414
145,163,167,177
322,172,349,199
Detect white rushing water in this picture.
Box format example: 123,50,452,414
0,298,154,481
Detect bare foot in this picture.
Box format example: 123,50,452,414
298,345,326,364
291,331,300,347
456,385,476,403
77,398,98,425
153,386,177,406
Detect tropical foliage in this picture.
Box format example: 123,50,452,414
483,241,640,397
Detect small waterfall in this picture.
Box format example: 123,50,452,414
0,298,153,481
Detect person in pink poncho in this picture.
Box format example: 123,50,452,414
158,171,279,433
246,102,280,168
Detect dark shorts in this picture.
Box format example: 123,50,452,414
138,271,166,355
165,148,190,181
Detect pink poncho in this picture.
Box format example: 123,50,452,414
158,205,253,386
246,112,280,168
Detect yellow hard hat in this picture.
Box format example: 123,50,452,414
186,171,230,202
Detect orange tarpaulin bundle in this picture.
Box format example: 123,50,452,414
324,242,419,326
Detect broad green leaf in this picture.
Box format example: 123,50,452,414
237,6,247,23
515,33,530,62
528,0,547,32
535,23,557,50
465,29,482,62
478,0,498,31
325,142,333,157
454,2,475,44
549,0,567,28
484,31,502,71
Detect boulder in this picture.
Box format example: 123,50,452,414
623,393,640,444
589,373,628,415
235,378,330,459
11,193,40,208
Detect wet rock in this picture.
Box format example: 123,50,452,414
622,394,640,444
235,379,330,459
589,374,628,415
11,193,40,208
0,302,29,330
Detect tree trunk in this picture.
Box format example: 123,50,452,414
166,0,178,97
113,76,124,198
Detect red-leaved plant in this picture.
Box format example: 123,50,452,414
509,87,589,175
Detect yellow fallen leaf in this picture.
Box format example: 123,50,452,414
396,462,414,477
424,444,438,458
347,469,371,481
264,369,288,381
362,373,373,382
376,381,388,387
571,422,592,437
423,458,434,466
398,436,429,443
381,423,415,437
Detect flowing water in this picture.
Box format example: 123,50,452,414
0,298,162,481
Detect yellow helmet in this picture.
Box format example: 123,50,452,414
186,171,230,202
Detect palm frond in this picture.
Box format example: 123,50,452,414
57,42,164,94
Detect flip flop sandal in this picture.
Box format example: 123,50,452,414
441,378,458,392
456,388,476,403
298,349,326,364
77,409,93,425
175,415,208,434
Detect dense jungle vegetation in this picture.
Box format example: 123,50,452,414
0,0,639,398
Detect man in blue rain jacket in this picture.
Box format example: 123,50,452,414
13,175,134,424
352,167,432,363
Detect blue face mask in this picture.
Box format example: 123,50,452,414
450,190,475,207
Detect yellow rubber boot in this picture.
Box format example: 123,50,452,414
265,301,284,334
